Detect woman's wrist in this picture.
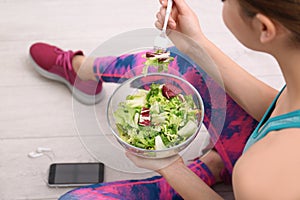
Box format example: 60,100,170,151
156,157,185,176
180,33,211,56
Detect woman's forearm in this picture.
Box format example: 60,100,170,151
158,161,223,200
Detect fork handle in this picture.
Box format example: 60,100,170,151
162,0,173,34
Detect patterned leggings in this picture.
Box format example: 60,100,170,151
59,47,258,200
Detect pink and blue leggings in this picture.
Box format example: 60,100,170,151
60,47,258,200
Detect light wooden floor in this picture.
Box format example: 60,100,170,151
0,0,284,199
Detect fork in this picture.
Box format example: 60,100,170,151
154,0,173,51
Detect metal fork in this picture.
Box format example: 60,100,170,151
154,0,173,51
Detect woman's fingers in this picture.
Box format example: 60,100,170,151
126,151,182,171
159,6,166,20
156,8,163,23
155,6,166,29
155,20,163,30
156,3,177,30
168,18,176,29
155,10,163,29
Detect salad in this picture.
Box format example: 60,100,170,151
113,83,200,150
142,50,174,74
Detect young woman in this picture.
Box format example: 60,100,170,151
29,0,300,199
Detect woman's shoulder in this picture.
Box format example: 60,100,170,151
232,129,300,199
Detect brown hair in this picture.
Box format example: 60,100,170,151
238,0,300,44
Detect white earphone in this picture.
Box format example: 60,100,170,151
28,147,52,158
36,147,52,153
28,151,44,158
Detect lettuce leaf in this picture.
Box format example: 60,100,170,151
113,83,199,150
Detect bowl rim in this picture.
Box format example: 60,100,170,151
106,72,205,154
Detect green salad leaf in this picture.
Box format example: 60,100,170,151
113,83,199,150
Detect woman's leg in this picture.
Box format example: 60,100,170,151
59,157,217,200
60,47,258,199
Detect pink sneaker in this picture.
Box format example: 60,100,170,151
29,42,104,104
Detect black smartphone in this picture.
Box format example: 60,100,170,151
48,162,104,187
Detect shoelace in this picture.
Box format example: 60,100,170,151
55,48,74,82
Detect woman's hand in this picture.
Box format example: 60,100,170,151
155,0,204,44
126,151,184,173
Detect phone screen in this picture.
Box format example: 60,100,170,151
48,162,104,187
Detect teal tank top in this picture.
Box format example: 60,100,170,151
243,85,300,153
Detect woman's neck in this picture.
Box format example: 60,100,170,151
272,46,300,114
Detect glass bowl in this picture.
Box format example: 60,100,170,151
107,73,204,158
